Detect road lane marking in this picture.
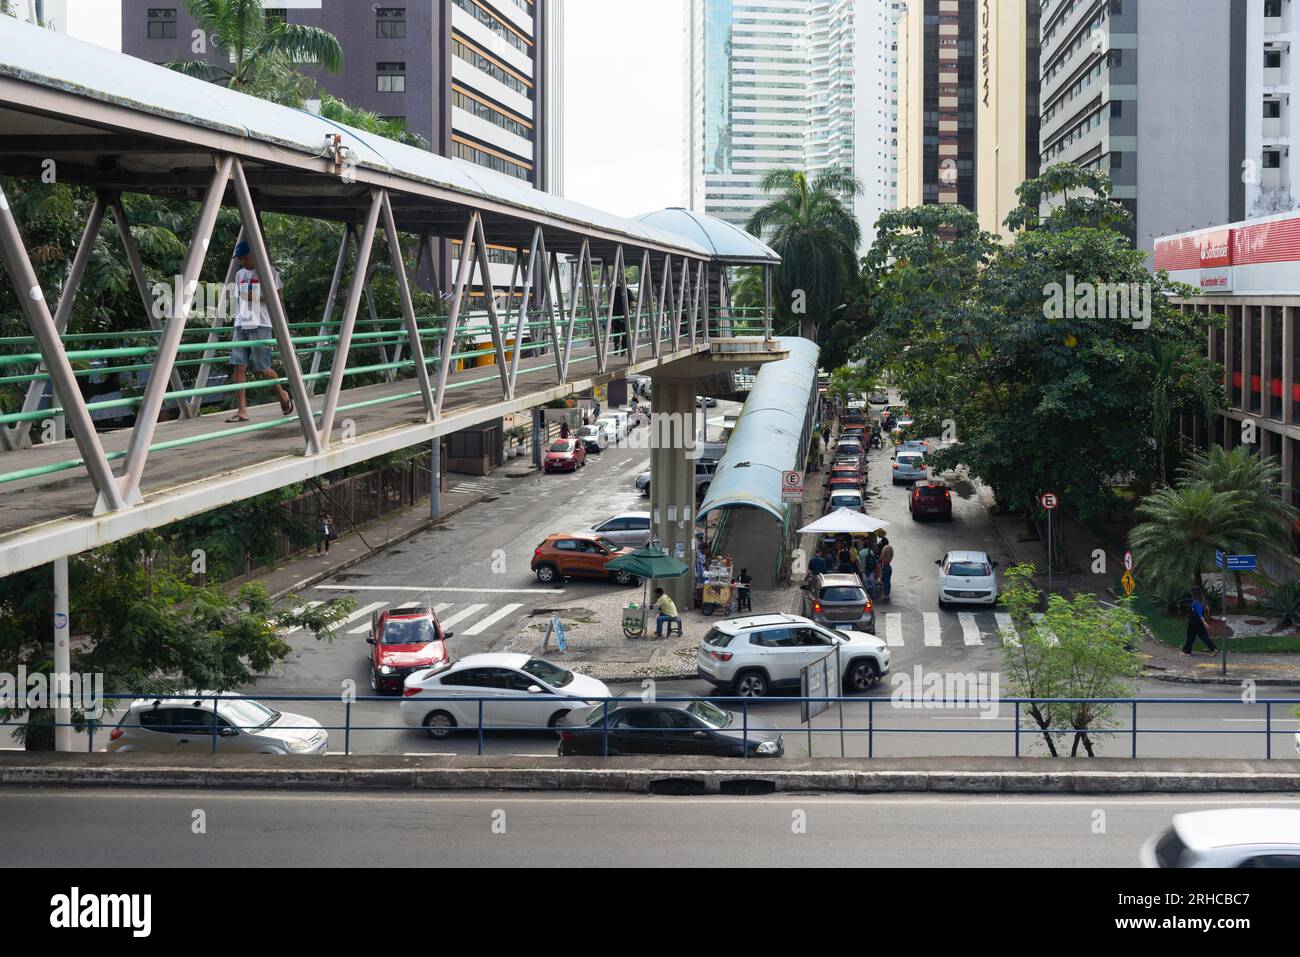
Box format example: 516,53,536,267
462,603,525,636
923,612,941,646
884,613,903,647
439,604,488,630
1032,613,1059,646
958,613,982,646
995,612,1017,647
316,585,562,594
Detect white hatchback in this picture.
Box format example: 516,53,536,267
1141,809,1300,867
401,653,611,738
935,550,999,607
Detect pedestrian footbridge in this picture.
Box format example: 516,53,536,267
0,22,786,577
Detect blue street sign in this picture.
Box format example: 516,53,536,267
1214,550,1224,569
1226,554,1257,571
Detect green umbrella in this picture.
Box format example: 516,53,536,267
605,547,689,581
608,547,690,636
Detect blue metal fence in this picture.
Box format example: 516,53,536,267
4,693,1298,760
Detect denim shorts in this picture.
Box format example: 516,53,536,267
230,325,273,372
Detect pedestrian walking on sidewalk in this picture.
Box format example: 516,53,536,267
1182,587,1217,655
878,536,894,599
736,568,753,611
316,508,335,555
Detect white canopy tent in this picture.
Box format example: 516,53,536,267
797,508,890,535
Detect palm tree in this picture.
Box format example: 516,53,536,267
1130,482,1260,590
318,95,430,150
745,167,862,341
1178,446,1297,606
167,0,342,106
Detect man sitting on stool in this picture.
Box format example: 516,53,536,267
735,568,753,612
654,587,681,639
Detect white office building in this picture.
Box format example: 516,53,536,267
4,0,120,48
684,0,900,247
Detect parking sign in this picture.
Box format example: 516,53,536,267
1040,492,1058,510
781,470,804,504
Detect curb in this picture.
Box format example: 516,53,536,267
3,758,1299,794
1144,669,1300,687
269,495,484,601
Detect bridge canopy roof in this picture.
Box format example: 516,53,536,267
633,207,780,265
0,20,710,260
696,336,819,522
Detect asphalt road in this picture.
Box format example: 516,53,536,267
2,788,1297,866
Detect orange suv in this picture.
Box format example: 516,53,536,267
532,533,639,586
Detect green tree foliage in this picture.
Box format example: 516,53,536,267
0,535,353,749
746,167,862,340
999,564,1143,757
865,165,1222,551
1131,447,1294,598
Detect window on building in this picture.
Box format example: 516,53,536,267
1266,49,1283,69
377,62,406,93
263,8,287,26
1265,100,1282,118
146,8,176,39
1265,150,1282,169
377,7,406,38
1266,0,1283,17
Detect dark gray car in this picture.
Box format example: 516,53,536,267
557,699,783,757
802,573,875,633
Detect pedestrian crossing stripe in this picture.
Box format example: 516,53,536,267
462,603,525,636
958,613,982,646
922,612,941,646
437,603,489,630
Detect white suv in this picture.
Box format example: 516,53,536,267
697,613,889,697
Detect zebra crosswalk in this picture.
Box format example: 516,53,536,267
279,598,527,641
873,610,1033,650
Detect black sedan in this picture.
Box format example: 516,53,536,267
557,699,783,757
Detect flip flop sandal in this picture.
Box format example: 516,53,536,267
281,398,294,416
226,414,250,423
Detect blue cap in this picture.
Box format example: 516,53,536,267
234,239,251,257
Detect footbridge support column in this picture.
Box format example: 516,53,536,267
649,378,698,608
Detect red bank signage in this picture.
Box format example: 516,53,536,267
1153,212,1300,295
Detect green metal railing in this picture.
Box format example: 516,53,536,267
0,305,767,487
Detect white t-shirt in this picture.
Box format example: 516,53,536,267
234,266,282,328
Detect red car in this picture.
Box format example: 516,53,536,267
909,481,953,520
367,606,450,693
544,437,586,472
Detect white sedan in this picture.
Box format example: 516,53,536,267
1141,809,1300,867
935,550,1000,608
401,653,611,738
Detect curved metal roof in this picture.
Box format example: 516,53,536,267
0,20,710,259
633,208,781,265
696,337,820,522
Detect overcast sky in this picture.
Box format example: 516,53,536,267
560,0,685,215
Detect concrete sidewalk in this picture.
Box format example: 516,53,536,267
1141,639,1300,686
3,751,1298,794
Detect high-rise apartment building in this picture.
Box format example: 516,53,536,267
896,0,977,211
684,0,901,247
120,0,561,195
974,0,1039,237
1037,0,1241,252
